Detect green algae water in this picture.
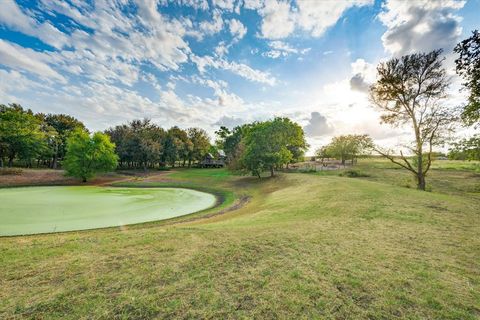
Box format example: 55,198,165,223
0,186,217,236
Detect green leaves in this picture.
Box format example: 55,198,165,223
317,134,373,165
0,104,46,166
64,129,118,182
454,30,480,126
240,117,306,177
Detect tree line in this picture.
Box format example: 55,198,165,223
0,104,85,168
105,119,211,170
0,105,212,170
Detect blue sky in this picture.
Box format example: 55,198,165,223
0,0,478,151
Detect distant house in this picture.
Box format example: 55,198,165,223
199,151,226,168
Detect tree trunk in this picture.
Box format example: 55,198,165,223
82,177,87,183
416,172,426,190
416,146,425,190
188,159,192,168
8,156,14,167
270,166,274,177
52,155,57,169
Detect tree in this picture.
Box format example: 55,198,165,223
454,30,480,125
162,126,190,167
0,104,46,167
43,113,86,168
187,127,210,167
130,119,163,171
241,117,306,178
448,135,480,161
63,129,118,182
370,49,456,190
106,119,165,170
216,124,253,168
320,134,372,165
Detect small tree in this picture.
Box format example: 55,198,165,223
318,135,372,166
370,49,456,190
241,117,306,178
448,135,480,161
64,129,118,182
187,127,210,167
454,30,480,126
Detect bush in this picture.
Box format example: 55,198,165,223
0,168,23,175
339,169,370,178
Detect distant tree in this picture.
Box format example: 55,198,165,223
187,127,210,167
241,117,306,178
448,135,480,160
130,119,163,171
216,124,254,166
454,30,480,126
64,129,118,182
42,113,86,168
106,119,165,170
320,134,372,165
370,49,457,190
315,145,331,165
214,126,231,149
105,124,132,168
162,126,190,167
0,104,46,167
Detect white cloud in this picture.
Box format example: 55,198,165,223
244,0,264,10
199,10,224,36
263,40,311,58
379,0,465,55
349,58,376,92
191,55,277,85
221,60,277,86
0,0,69,49
296,0,373,37
228,19,247,40
215,42,229,57
256,0,373,39
161,0,210,10
39,1,191,86
304,112,334,137
214,115,247,128
212,0,236,11
0,40,65,82
259,0,296,39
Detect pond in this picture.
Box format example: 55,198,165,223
0,186,217,236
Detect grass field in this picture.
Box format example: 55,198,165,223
0,159,479,319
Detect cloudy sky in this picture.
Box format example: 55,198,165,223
0,0,478,152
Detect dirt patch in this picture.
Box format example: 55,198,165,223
0,169,139,187
169,194,251,225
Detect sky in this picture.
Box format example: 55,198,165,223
0,0,478,153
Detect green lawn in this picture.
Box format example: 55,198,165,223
0,160,479,319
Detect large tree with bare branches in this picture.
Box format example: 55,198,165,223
370,49,457,190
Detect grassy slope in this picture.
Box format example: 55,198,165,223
0,161,479,319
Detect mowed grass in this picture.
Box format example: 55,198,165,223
0,160,479,319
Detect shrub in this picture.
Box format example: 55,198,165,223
339,169,370,178
0,168,23,175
